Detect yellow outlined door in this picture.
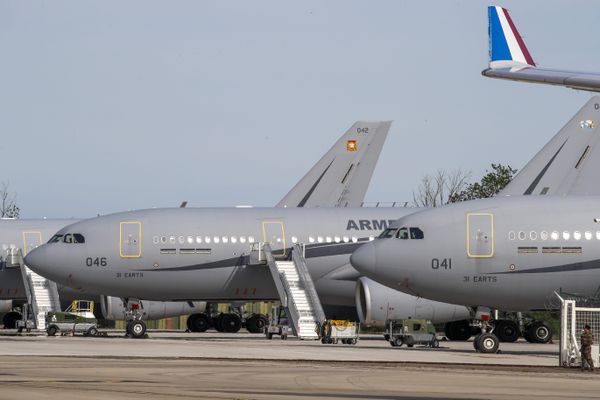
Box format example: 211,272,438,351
22,231,42,256
466,213,494,258
262,221,286,257
120,221,142,258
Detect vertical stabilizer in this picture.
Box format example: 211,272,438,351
276,121,392,208
500,96,600,196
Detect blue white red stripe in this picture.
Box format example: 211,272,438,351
488,6,535,68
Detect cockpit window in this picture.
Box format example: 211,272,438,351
410,227,424,239
59,233,85,244
48,234,63,243
396,227,409,240
378,228,398,239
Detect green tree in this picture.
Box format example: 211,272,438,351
448,164,517,203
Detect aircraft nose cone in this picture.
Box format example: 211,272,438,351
24,247,47,275
350,243,377,275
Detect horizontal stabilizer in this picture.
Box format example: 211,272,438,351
276,121,392,208
500,96,600,196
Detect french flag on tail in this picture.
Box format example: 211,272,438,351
488,6,535,69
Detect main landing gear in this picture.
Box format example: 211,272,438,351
186,307,268,334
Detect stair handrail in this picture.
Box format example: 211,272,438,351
291,243,326,324
262,243,302,337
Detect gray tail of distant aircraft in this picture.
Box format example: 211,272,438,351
276,121,392,208
482,6,600,93
500,96,600,196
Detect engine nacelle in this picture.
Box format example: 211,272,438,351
100,296,206,321
0,300,13,314
355,277,471,325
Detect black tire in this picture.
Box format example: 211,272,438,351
393,337,403,347
47,325,58,336
475,333,499,353
3,311,21,329
494,320,519,343
128,320,146,338
220,313,241,333
526,321,552,344
404,336,415,347
383,334,390,341
267,332,273,340
214,315,225,332
187,313,210,333
86,327,98,337
473,334,481,350
446,320,472,341
246,314,267,334
431,339,440,348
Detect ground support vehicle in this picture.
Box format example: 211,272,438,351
386,319,439,348
318,320,359,345
46,300,99,337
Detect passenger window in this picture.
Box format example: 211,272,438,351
409,227,424,240
396,227,409,240
63,234,73,243
73,234,85,244
378,228,398,239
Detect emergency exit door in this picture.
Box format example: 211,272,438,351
120,221,142,258
466,213,494,258
22,231,42,256
262,221,286,256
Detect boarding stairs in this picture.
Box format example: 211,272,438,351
253,243,326,339
5,247,61,330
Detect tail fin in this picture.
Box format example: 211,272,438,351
500,96,600,196
276,121,392,208
488,6,535,69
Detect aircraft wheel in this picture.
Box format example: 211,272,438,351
475,333,499,353
220,313,241,333
246,314,267,333
47,325,58,336
86,327,98,337
472,334,481,350
494,320,519,342
3,311,21,329
526,321,552,343
187,313,210,332
446,320,471,341
128,320,146,338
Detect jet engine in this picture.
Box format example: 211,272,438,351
355,277,470,325
100,296,206,321
0,300,12,314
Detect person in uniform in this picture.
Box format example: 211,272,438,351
581,324,595,371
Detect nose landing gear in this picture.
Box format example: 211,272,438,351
122,298,147,339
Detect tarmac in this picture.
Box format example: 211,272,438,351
1,330,600,399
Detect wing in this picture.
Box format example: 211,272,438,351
483,6,600,93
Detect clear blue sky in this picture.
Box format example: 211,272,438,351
1,1,598,218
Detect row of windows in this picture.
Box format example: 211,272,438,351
508,230,600,242
48,233,86,244
378,227,424,240
151,234,371,246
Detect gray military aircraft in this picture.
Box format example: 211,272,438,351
14,121,473,336
350,96,600,353
0,218,206,328
483,6,600,92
